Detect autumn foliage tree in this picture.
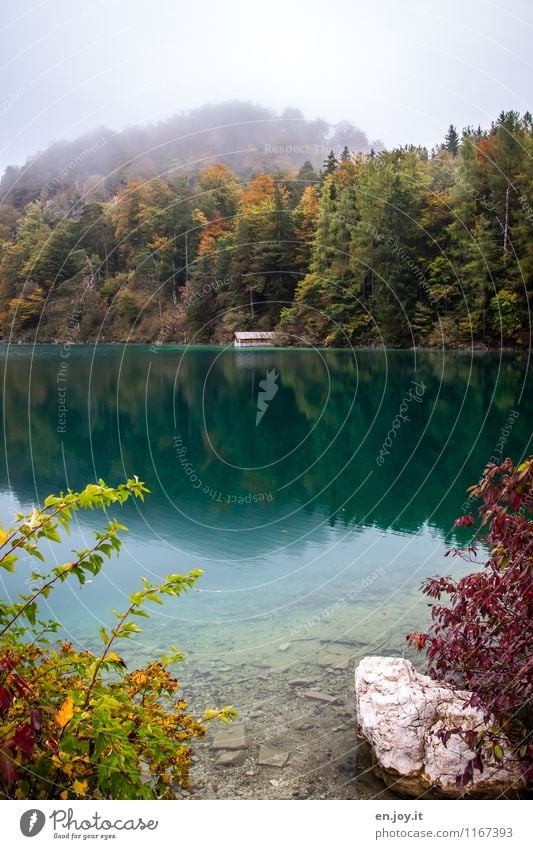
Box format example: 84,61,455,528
408,457,533,787
0,479,235,799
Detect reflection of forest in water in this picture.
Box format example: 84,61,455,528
0,345,530,556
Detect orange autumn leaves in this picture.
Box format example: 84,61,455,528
55,696,74,729
193,169,307,260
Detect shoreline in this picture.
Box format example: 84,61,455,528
0,340,529,353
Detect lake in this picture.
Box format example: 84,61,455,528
0,345,531,796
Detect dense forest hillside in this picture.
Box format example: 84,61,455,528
0,108,531,348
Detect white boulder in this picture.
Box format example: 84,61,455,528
355,656,525,797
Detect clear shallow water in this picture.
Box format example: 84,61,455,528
0,344,531,668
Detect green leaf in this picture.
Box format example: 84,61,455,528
24,602,38,626
0,554,17,572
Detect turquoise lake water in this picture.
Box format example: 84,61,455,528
0,345,531,672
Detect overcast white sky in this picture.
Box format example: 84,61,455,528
0,0,531,171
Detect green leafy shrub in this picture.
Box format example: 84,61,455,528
115,291,140,325
0,478,236,799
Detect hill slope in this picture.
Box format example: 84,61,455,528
0,101,381,211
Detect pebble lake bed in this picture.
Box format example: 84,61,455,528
121,590,443,800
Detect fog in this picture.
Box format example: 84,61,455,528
0,0,531,171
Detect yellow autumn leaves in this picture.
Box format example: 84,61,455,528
51,753,89,798
55,696,74,728
61,779,88,799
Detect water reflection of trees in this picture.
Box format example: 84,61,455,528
0,347,529,553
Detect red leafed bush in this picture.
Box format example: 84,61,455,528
408,457,533,787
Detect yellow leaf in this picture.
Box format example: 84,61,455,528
0,528,9,546
72,779,88,797
60,790,68,800
55,697,74,728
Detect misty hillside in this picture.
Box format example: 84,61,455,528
0,101,382,211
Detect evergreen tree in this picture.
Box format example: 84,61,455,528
322,150,338,177
297,160,319,185
444,124,460,156
370,173,423,347
289,160,319,205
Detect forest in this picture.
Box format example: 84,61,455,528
0,107,531,348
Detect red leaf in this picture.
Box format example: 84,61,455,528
0,686,12,717
0,748,17,782
30,709,41,732
14,724,35,757
454,514,475,528
12,671,32,694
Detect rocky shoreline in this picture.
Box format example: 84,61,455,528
123,592,431,799
174,640,417,800
170,648,528,800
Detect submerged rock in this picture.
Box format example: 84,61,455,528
211,723,248,751
257,747,291,767
299,690,340,705
215,750,247,767
354,656,525,798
